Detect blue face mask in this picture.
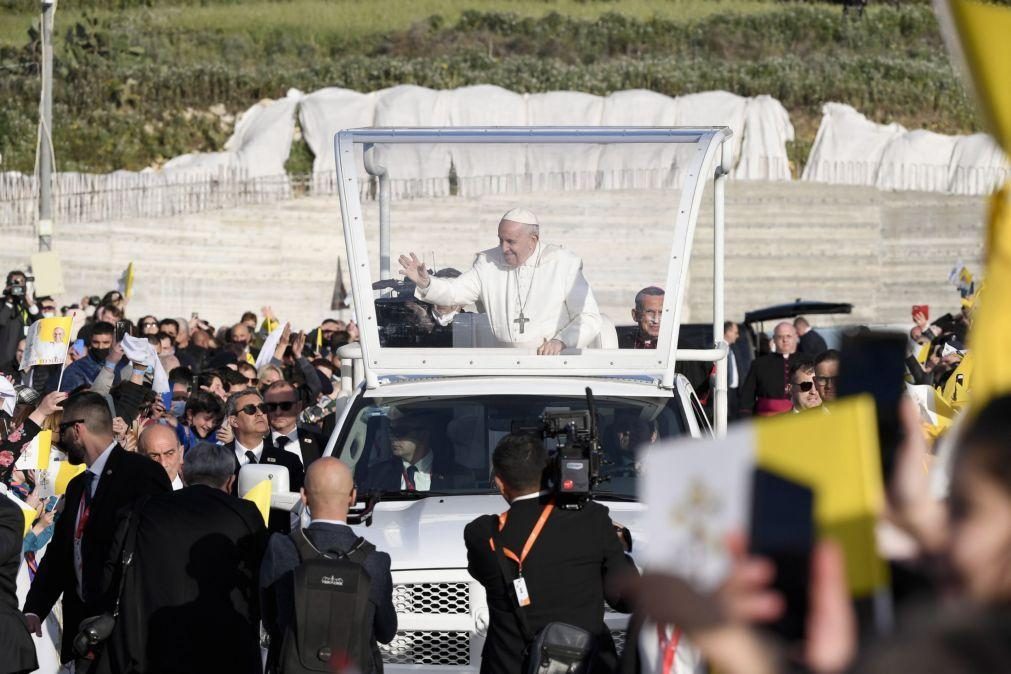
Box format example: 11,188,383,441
169,399,186,418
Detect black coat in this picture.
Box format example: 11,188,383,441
361,455,473,493
259,522,397,674
94,484,268,674
272,427,324,471
0,302,28,375
0,497,37,674
22,445,172,663
798,329,828,357
464,498,638,674
738,353,797,415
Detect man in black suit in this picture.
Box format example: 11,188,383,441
94,441,268,674
0,495,36,674
264,380,323,470
260,457,396,674
739,322,800,417
464,434,638,674
361,412,470,492
22,391,171,669
794,316,828,357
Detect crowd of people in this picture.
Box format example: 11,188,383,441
0,255,1005,674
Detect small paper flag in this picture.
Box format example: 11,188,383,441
54,461,86,496
243,479,272,526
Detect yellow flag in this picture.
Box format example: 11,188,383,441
243,479,272,526
6,494,36,537
948,0,1011,152
35,430,52,471
54,461,86,496
755,396,889,597
123,262,135,300
967,188,1011,411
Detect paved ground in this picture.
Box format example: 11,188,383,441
0,180,985,331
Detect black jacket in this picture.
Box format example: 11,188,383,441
739,353,798,415
259,521,396,674
798,330,828,357
271,427,324,471
22,445,172,663
0,301,30,375
94,484,268,674
465,497,638,674
227,436,305,533
361,455,474,493
0,497,37,674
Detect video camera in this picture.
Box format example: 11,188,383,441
511,387,605,509
4,274,33,300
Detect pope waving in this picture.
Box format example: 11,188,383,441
399,208,602,355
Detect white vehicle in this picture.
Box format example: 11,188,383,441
246,127,732,672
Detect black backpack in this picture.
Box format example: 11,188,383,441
280,529,378,674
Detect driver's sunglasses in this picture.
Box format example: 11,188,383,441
58,418,85,433
814,375,838,387
796,381,816,393
390,424,422,437
237,403,269,416
266,401,296,412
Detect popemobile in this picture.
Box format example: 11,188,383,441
240,126,733,671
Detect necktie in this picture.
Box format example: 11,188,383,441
245,450,257,465
81,470,95,507
275,435,290,451
405,465,418,491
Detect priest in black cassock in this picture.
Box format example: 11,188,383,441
739,322,803,417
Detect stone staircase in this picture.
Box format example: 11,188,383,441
0,181,985,333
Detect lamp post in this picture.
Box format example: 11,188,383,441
37,0,56,252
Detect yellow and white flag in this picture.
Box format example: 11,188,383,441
20,316,73,371
641,395,888,598
14,430,52,471
4,489,37,537
243,479,272,526
54,460,86,496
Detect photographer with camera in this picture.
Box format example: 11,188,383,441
0,270,40,374
464,433,638,674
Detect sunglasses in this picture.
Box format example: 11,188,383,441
814,375,838,386
246,378,258,386
266,401,296,412
58,418,85,433
390,424,423,437
236,403,269,416
795,381,816,393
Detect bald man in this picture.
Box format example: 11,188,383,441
739,321,802,417
400,208,602,355
139,423,185,490
259,458,397,673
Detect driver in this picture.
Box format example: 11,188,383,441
602,415,657,474
363,412,470,492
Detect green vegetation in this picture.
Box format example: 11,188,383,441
0,1,977,176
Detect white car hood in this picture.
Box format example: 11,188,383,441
350,494,646,571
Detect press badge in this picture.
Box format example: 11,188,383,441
513,577,531,607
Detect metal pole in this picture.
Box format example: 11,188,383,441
361,144,390,282
37,0,55,252
713,143,728,437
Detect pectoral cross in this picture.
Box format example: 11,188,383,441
513,311,530,335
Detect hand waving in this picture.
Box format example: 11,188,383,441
398,253,431,289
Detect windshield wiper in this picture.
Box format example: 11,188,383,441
380,489,456,500
592,492,638,502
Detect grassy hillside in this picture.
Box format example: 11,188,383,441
0,0,976,176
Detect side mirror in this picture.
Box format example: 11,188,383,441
237,464,300,511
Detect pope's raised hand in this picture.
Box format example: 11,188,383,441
398,253,430,289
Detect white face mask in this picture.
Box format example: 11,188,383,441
42,310,56,318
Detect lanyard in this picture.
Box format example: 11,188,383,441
494,501,553,575
656,624,682,674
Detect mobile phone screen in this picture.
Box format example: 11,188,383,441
115,320,129,342
749,468,814,643
837,331,907,482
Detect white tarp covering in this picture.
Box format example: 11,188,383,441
598,89,682,189
803,102,1007,195
875,129,957,193
372,85,453,197
297,87,377,191
801,103,906,186
948,133,1010,196
224,89,303,178
734,95,795,181
445,85,529,195
674,91,749,171
526,91,605,191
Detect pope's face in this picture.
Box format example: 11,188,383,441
498,220,538,268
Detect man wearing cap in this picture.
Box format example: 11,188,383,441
399,209,602,355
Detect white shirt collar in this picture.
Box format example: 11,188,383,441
402,450,434,474
511,490,549,503
271,427,298,444
235,438,264,458
88,440,117,480
311,518,348,527
171,474,185,490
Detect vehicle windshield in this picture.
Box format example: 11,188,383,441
335,393,689,500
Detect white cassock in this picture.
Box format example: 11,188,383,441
415,242,602,348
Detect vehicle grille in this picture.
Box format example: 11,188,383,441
612,629,627,655
381,630,471,666
393,582,470,614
